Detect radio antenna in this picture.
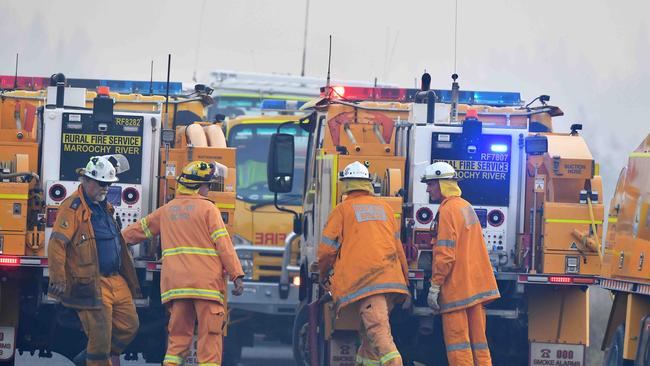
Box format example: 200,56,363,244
165,54,171,128
325,35,332,97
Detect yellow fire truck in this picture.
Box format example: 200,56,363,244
217,104,308,363
599,134,650,365
0,74,236,365
268,74,603,366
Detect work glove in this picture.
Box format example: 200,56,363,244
48,282,66,297
232,277,244,296
427,284,441,312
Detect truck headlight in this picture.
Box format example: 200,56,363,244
232,234,252,247
237,249,254,279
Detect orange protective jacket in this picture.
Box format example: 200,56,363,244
432,196,500,313
47,186,141,309
318,191,409,311
122,195,244,305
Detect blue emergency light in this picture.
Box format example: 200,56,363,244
434,90,522,107
67,78,183,95
260,99,306,110
490,144,509,153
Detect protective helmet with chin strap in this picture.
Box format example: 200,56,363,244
80,156,119,183
420,162,457,183
177,161,218,188
339,161,371,181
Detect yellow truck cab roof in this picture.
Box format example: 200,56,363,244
225,114,306,137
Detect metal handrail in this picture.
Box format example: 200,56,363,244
279,232,299,287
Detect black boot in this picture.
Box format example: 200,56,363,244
72,349,87,366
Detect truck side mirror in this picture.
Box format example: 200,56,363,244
267,133,295,193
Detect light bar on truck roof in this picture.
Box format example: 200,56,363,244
0,75,183,95
260,99,306,111
0,76,50,90
67,78,183,95
321,85,522,107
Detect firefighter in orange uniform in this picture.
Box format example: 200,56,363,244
422,162,500,366
122,161,244,366
48,156,140,366
318,161,410,366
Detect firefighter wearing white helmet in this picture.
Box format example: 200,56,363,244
422,160,499,365
49,155,140,366
82,155,120,183
318,161,410,365
340,160,372,181
420,161,457,182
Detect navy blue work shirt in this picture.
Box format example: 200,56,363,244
84,191,121,275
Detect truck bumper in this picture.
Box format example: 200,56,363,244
227,281,299,315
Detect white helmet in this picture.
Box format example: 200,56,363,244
81,156,119,183
340,161,371,181
421,162,456,182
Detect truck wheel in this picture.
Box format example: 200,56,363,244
605,325,633,366
292,302,310,366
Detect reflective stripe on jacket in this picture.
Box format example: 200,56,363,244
122,195,244,304
318,191,409,311
431,196,499,313
47,185,141,309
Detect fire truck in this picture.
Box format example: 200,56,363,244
0,74,236,365
218,102,308,363
599,134,650,366
268,74,603,365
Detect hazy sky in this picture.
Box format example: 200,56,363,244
1,0,649,198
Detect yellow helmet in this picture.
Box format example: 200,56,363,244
177,161,217,188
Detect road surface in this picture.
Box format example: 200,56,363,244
15,339,296,366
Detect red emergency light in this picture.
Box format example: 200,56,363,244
321,85,417,102
0,75,50,90
0,256,20,266
96,86,110,96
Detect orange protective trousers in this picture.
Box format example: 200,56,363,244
442,304,492,366
355,294,402,366
163,299,225,366
76,275,139,366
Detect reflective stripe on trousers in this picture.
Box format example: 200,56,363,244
356,294,403,366
356,350,402,366
163,354,184,365
442,304,492,366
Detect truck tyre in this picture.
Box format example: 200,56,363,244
292,301,310,366
605,325,633,366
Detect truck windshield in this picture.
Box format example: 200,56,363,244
227,123,307,206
